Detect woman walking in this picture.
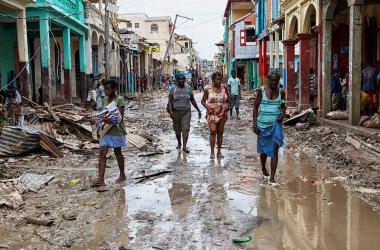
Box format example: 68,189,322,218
168,73,202,153
201,72,230,159
253,71,285,185
93,79,127,187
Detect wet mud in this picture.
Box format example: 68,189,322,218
1,92,380,249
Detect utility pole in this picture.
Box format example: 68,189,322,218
104,0,110,79
160,14,193,77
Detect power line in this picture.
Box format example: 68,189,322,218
127,0,221,16
176,14,223,30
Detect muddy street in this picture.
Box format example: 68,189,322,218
1,92,380,250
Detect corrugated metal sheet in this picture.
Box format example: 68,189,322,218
128,133,148,149
19,173,55,191
0,126,40,157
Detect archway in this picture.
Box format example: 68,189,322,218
303,4,318,72
288,16,298,40
98,35,105,73
92,31,99,74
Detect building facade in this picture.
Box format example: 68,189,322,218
224,0,257,90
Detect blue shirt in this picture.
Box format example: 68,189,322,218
228,77,240,96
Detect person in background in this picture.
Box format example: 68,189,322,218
168,73,201,153
201,72,230,159
7,71,16,90
331,71,342,111
87,73,102,109
361,62,378,114
309,68,317,107
92,79,127,187
227,70,241,119
253,70,285,186
95,78,105,110
167,76,176,93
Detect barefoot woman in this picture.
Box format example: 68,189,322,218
93,80,127,186
201,72,230,159
253,71,285,184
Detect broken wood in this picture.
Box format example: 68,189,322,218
21,96,39,107
25,216,54,226
44,104,60,122
128,133,148,149
39,134,64,158
132,169,173,184
138,150,164,157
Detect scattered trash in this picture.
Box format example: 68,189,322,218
62,211,78,220
0,180,25,209
69,179,81,185
25,216,54,226
326,110,348,120
284,108,318,126
295,123,310,131
232,235,252,243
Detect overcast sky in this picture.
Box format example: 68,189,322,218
118,0,227,60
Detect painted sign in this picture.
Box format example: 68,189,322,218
148,46,160,53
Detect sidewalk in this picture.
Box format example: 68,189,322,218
321,118,380,142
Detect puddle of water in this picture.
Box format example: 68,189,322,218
245,154,380,250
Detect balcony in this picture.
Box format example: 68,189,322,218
84,1,103,30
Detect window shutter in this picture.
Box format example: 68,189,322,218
240,29,246,46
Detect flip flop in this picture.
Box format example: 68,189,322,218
232,235,252,243
269,181,281,188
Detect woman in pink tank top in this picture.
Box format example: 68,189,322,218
201,72,230,159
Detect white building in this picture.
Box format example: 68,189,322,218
118,13,173,61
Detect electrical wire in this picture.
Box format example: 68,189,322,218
127,0,221,16
176,14,223,30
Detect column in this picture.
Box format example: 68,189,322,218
322,19,332,116
275,29,280,70
85,31,92,101
85,31,92,75
39,17,51,104
377,31,380,69
314,26,323,114
258,40,263,85
282,40,298,107
79,35,87,103
16,10,29,98
269,33,274,70
263,39,268,78
63,28,72,103
297,33,312,110
348,4,362,125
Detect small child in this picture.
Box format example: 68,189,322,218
92,79,127,187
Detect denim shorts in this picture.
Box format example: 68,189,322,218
99,134,127,148
231,95,240,109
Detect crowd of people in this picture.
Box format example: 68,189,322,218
90,70,285,187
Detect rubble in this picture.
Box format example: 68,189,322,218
326,110,348,120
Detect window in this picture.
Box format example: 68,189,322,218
135,23,139,28
151,24,158,32
127,22,132,28
185,42,189,48
246,29,256,43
